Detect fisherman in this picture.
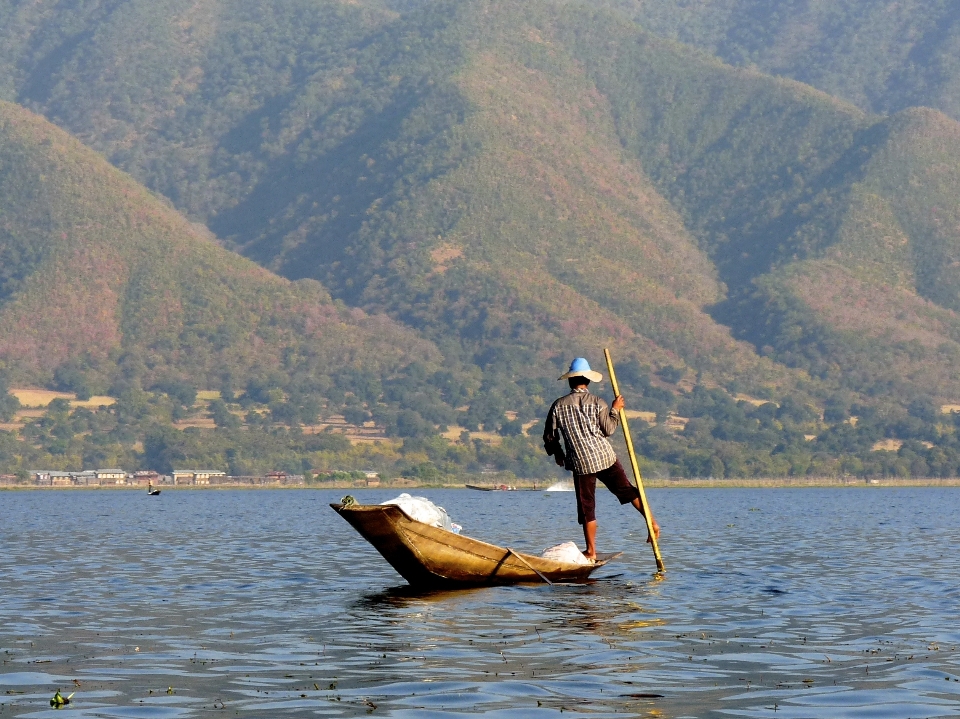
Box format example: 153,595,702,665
543,357,660,560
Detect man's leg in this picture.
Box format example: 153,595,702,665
573,473,598,560
598,460,661,543
582,520,597,560
629,497,661,543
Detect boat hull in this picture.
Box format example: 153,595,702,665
331,503,619,588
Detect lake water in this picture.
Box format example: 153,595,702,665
2,487,959,718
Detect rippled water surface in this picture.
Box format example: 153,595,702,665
2,488,960,718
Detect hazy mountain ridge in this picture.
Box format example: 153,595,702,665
603,0,960,122
6,1,960,477
0,100,438,391
550,11,960,401
707,108,960,400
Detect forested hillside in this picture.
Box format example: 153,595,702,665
0,0,803,413
4,0,960,479
559,11,960,404
603,0,960,121
0,100,453,473
0,101,439,386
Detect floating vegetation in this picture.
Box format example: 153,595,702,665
50,690,74,707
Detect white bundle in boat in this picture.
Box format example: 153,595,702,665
381,493,461,533
540,541,592,565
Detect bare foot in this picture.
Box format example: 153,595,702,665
582,550,597,561
646,517,661,544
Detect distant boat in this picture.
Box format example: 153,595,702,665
147,482,161,496
331,501,619,587
544,480,574,492
465,483,516,491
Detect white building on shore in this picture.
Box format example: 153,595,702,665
172,470,227,485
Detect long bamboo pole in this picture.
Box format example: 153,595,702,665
604,348,665,573
506,548,554,585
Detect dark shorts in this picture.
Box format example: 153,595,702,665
574,459,640,525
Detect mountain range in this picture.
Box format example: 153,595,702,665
605,0,960,122
2,0,960,478
0,97,436,406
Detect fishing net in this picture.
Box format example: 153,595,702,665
540,541,592,565
381,493,461,533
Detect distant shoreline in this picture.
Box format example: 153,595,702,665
5,478,960,490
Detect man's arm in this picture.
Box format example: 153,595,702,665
598,395,624,437
542,402,566,466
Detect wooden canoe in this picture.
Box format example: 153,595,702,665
331,502,620,588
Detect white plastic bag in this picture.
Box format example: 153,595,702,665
381,493,460,533
540,541,592,565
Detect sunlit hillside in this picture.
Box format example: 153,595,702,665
4,0,960,478
0,100,436,408
603,0,960,121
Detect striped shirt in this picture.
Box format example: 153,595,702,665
543,388,620,475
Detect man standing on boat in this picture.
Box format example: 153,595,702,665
543,357,660,560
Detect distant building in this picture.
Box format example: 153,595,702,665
262,472,306,485
131,470,161,485
223,475,261,486
96,469,126,484
75,470,98,486
49,472,74,486
172,470,226,485
34,470,98,486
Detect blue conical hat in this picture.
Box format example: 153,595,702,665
558,357,603,382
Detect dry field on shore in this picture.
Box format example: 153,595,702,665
11,389,115,408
